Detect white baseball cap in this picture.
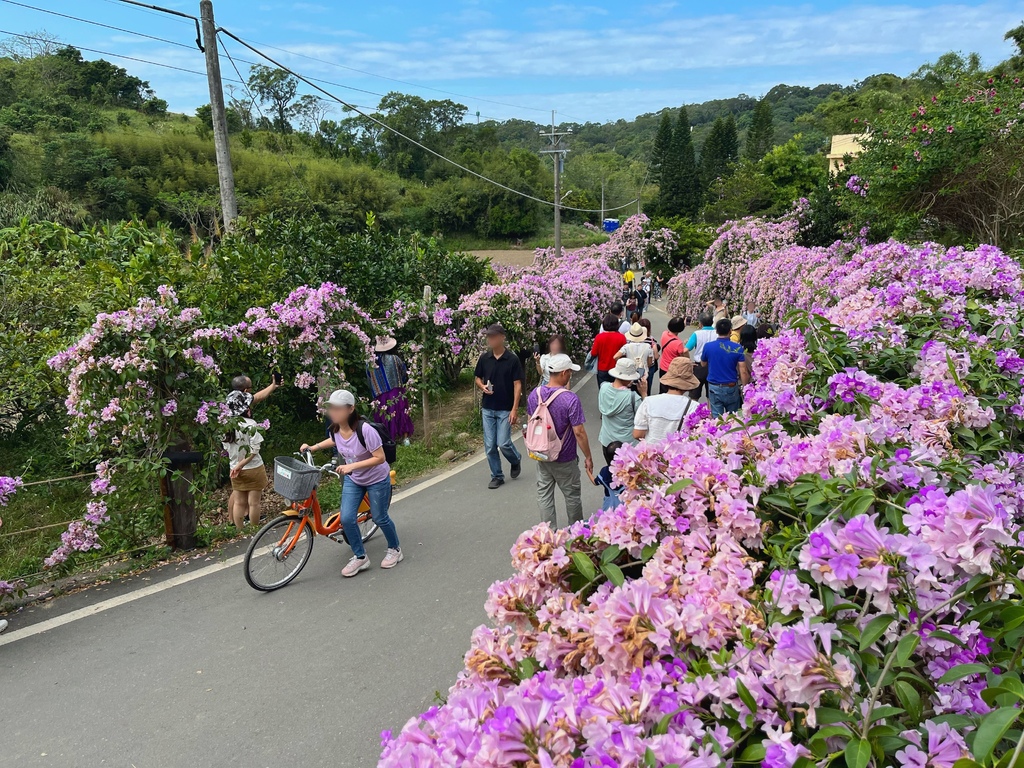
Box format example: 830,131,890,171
326,389,356,407
545,353,580,373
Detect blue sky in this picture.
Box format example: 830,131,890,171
2,0,1020,122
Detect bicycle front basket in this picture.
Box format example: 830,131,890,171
273,456,321,502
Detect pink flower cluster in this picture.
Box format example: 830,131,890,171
379,230,1024,766
0,475,22,507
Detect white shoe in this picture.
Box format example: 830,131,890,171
381,548,404,569
0,619,8,633
342,556,371,578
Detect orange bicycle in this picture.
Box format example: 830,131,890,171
243,452,395,591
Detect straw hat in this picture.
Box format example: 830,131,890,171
609,358,642,382
374,336,398,353
660,357,700,392
625,322,648,342
731,315,747,331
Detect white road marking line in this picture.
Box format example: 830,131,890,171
0,371,597,646
0,553,246,647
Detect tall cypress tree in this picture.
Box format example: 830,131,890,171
744,97,775,162
673,106,702,218
700,118,727,188
721,115,739,164
651,110,674,187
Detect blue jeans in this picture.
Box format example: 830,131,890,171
341,476,399,559
481,408,521,480
708,383,742,417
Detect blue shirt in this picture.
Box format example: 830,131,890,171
703,337,746,384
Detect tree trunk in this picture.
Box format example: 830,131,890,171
162,451,203,550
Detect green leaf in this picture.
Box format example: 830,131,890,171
860,614,896,651
810,725,854,743
843,490,876,518
844,737,871,768
516,657,538,680
600,545,622,564
644,747,658,768
571,551,597,582
895,633,920,666
816,707,855,725
981,686,1024,707
736,679,758,716
869,705,904,722
895,681,922,722
952,760,983,768
640,544,658,562
937,663,990,685
972,707,1020,763
600,562,625,587
665,478,694,495
737,743,767,763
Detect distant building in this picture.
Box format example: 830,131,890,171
827,133,866,175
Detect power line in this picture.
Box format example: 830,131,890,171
241,37,553,116
104,0,195,27
0,29,231,79
0,0,195,49
217,29,639,214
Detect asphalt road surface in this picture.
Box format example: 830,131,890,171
0,308,672,768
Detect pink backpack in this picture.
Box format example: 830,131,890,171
525,388,569,462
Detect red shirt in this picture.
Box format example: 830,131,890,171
659,331,685,372
590,332,627,372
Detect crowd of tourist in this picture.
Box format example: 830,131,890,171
479,268,776,528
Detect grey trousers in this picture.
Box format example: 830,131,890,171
536,459,584,529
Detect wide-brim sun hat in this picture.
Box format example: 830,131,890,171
374,336,398,353
609,358,642,382
626,322,648,342
731,315,747,331
326,389,356,408
225,390,254,417
660,357,700,392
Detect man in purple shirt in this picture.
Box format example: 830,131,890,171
526,354,595,528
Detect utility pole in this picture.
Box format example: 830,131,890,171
539,111,571,258
600,176,605,227
200,0,238,229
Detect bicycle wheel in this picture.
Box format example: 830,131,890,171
358,516,379,543
244,515,315,591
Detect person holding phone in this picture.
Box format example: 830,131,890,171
230,369,282,405
474,324,525,489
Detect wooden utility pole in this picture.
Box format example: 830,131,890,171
421,285,432,446
540,111,571,258
199,0,238,229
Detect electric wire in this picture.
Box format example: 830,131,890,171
217,29,641,214
0,0,195,49
0,28,233,79
239,37,554,116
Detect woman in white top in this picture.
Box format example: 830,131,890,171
633,357,701,443
615,323,655,384
222,390,268,529
534,334,567,386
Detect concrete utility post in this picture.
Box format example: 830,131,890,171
539,111,571,258
200,0,238,229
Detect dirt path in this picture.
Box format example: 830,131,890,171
471,249,538,268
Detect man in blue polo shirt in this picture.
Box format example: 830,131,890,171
701,318,750,417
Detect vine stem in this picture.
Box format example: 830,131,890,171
858,578,1001,740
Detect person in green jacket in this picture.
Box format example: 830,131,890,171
598,358,646,450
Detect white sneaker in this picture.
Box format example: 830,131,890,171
381,548,404,569
0,619,8,634
342,556,371,578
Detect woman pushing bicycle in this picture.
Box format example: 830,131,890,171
300,389,403,577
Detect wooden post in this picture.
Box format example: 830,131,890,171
162,450,202,550
422,284,432,446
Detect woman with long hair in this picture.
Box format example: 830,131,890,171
300,389,402,577
534,334,567,386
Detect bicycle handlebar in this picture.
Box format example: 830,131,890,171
294,451,340,474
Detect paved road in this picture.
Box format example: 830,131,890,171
0,309,671,768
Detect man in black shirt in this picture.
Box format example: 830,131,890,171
474,324,525,489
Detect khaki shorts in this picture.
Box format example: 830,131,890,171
231,465,268,492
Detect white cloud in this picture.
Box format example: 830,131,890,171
287,1,1018,82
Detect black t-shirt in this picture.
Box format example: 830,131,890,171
474,349,525,412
